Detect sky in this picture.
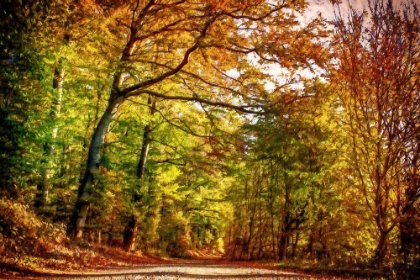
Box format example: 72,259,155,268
307,0,420,20
261,0,420,91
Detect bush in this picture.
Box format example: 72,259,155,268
0,199,66,257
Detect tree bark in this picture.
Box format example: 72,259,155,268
278,212,290,261
35,63,64,210
279,178,290,261
292,232,299,259
122,97,155,251
307,231,314,258
374,230,388,271
67,95,124,238
123,215,138,251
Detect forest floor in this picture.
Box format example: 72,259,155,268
0,200,378,279
2,262,312,280
0,246,367,280
0,253,350,280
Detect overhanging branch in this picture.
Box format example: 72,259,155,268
120,18,215,97
133,89,265,114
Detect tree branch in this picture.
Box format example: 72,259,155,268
120,18,215,97
133,90,265,114
220,4,288,21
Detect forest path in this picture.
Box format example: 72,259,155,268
10,261,315,280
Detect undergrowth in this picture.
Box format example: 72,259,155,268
0,199,395,279
0,199,167,277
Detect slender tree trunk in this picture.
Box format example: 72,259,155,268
278,215,290,261
35,63,64,210
400,204,415,269
67,95,124,238
122,124,151,251
271,214,276,259
122,215,138,251
122,97,155,251
292,232,299,259
136,124,152,180
308,231,314,258
243,176,259,260
278,234,288,261
279,179,290,261
374,230,388,271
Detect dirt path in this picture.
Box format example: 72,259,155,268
8,262,315,279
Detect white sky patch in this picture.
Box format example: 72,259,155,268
307,0,420,20
224,69,240,79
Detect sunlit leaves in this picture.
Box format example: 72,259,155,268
330,0,420,270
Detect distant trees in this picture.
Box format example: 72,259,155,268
224,79,345,262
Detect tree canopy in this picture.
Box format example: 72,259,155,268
1,0,419,278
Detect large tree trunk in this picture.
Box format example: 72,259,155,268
67,24,137,239
67,95,124,238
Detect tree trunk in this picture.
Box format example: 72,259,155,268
279,178,290,261
271,215,277,259
292,232,299,259
374,230,388,270
67,19,139,239
67,95,124,238
123,215,138,251
35,63,64,210
278,233,288,261
278,211,290,261
400,204,415,267
122,97,155,251
307,231,314,258
137,123,152,179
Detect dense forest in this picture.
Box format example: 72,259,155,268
0,0,419,278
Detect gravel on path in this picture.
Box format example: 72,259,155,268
6,263,317,280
